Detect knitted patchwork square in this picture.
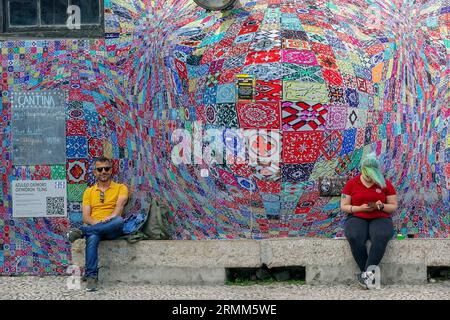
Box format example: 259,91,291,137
345,88,359,108
217,168,239,187
245,50,281,65
237,101,281,129
326,104,347,130
322,68,343,86
281,49,318,65
328,85,345,104
67,136,88,159
204,104,217,125
66,120,87,136
51,165,66,180
67,159,88,184
282,101,328,131
203,85,217,105
281,30,308,40
282,39,310,50
250,38,281,51
67,183,87,202
283,131,324,164
242,62,283,81
223,54,246,69
283,81,329,104
88,137,103,158
216,84,236,104
282,64,324,83
255,80,282,101
216,103,239,128
281,163,314,182
320,131,343,160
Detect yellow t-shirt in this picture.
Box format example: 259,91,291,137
82,181,128,222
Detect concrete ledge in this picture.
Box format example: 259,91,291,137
72,239,261,268
71,239,450,285
101,265,226,285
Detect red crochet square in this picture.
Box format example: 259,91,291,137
255,80,282,101
237,101,281,129
245,50,281,65
283,131,324,164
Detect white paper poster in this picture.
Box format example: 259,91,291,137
12,180,67,218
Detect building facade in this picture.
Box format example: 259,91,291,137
0,0,448,275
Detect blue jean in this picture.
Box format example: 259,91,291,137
81,216,124,279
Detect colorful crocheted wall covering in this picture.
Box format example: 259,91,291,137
0,0,448,275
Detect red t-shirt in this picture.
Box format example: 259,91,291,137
342,175,396,219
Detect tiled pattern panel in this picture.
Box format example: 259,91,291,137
0,0,180,275
0,0,448,275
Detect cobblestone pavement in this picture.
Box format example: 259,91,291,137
0,276,449,300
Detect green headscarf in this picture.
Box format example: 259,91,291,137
361,152,386,188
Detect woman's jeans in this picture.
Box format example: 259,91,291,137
344,216,394,272
80,216,124,279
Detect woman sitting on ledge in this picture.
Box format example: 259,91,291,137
340,152,398,289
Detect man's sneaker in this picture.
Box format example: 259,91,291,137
86,278,98,292
67,228,83,243
357,272,368,289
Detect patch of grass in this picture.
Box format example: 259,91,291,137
226,267,306,286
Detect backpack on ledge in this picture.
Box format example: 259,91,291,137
121,197,170,243
143,197,171,240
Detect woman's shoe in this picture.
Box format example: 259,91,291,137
357,272,368,289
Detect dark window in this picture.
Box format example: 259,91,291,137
71,0,100,24
8,0,38,26
1,0,103,37
41,0,69,26
0,0,3,32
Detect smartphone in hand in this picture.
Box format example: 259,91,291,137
368,202,376,209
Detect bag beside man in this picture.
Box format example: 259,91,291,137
121,197,170,243
142,197,170,240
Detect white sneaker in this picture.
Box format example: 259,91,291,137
357,272,368,289
364,270,376,289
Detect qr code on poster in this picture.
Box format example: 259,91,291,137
46,197,65,216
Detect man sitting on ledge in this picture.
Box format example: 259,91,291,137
67,156,129,292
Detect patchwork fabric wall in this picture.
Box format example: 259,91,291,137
0,0,166,275
150,0,449,240
0,0,448,275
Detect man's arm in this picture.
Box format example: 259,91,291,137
99,195,128,222
82,205,98,225
109,195,129,218
82,188,98,225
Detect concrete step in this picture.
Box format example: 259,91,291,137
71,238,450,285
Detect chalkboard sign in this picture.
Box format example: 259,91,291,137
12,91,66,165
236,74,255,101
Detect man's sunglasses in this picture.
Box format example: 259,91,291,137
95,167,111,173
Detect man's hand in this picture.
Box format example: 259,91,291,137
99,216,114,223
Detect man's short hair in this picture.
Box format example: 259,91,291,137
95,156,112,166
